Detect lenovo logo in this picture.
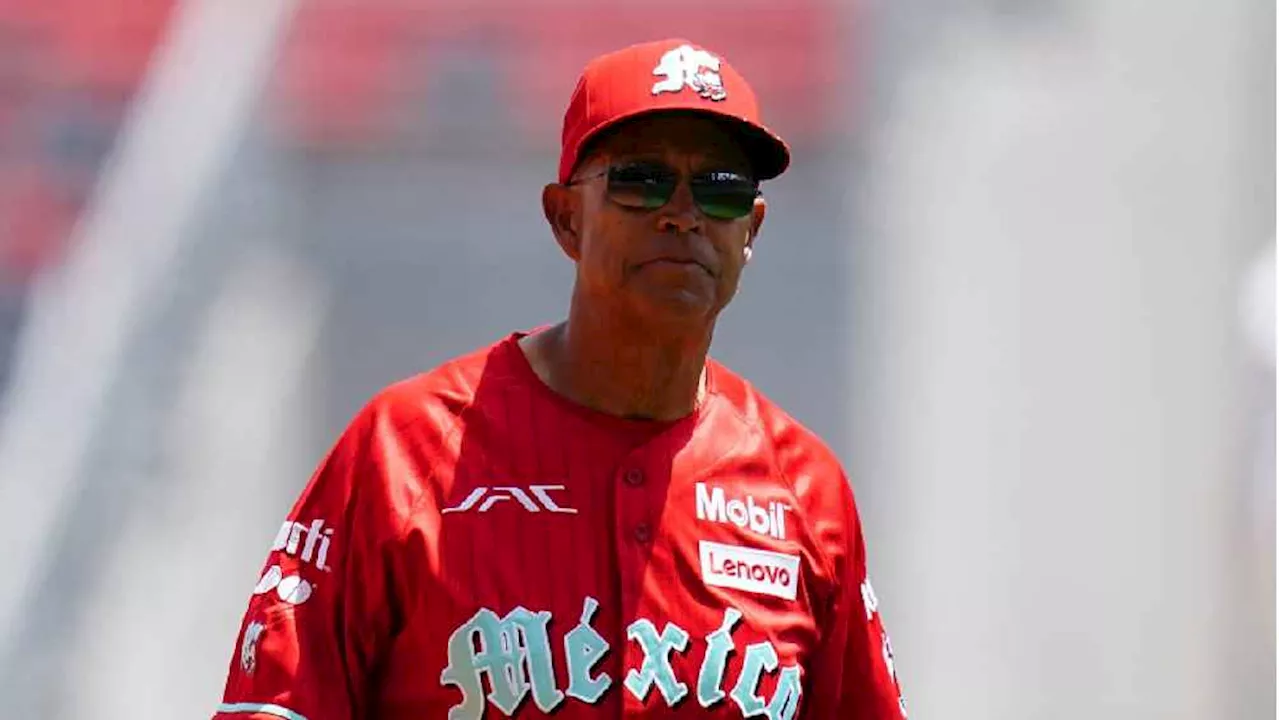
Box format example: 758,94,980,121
699,540,800,601
443,485,577,514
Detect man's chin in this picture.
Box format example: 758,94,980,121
628,288,722,326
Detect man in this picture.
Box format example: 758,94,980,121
213,38,906,719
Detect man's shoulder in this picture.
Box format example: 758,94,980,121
709,362,857,541
354,333,523,432
708,359,843,474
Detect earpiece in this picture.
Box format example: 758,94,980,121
743,246,754,263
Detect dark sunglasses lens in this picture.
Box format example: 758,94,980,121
692,172,758,219
607,164,676,210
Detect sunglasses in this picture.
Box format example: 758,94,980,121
568,161,760,220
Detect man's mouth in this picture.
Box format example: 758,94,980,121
645,257,712,275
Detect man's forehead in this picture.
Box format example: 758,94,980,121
593,114,751,167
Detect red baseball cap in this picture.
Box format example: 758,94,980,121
557,38,791,184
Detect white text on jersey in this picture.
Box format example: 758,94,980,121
271,519,333,571
443,485,577,514
695,483,789,540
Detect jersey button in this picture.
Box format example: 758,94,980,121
633,522,652,544
623,468,645,487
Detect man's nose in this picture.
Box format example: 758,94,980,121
656,180,703,234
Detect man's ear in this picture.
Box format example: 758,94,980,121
745,195,767,262
542,183,583,261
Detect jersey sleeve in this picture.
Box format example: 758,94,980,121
213,396,427,720
789,438,908,719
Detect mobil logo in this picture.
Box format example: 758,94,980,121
695,483,790,540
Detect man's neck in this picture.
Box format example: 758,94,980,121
524,299,713,422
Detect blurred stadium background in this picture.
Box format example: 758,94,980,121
0,0,1272,717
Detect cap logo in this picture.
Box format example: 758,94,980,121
651,44,727,102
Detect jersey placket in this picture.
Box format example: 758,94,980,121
613,437,681,716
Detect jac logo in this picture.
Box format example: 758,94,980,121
443,485,577,514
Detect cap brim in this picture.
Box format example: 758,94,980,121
577,108,791,181
712,114,791,181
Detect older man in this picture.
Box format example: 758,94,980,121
213,38,906,720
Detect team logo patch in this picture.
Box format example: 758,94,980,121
698,541,800,601
240,620,265,675
651,44,727,101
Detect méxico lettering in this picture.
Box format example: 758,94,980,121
440,597,802,720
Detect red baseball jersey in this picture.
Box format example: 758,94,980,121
213,332,906,720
